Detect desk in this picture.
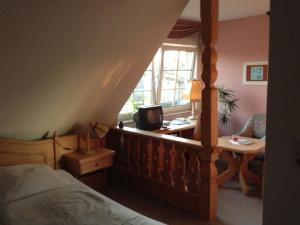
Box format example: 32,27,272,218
153,120,196,139
217,136,265,194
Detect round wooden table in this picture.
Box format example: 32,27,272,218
217,136,265,194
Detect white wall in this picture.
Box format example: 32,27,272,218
0,0,188,140
263,0,300,224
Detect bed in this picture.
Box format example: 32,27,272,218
0,136,164,225
0,164,164,225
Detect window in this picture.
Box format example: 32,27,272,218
119,44,197,121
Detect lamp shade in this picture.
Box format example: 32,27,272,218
93,123,110,139
190,79,202,101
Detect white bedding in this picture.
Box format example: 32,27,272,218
0,164,164,225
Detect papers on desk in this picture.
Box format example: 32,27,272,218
162,120,170,126
229,139,253,145
170,118,190,125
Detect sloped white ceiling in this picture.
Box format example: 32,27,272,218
0,0,188,140
182,0,270,21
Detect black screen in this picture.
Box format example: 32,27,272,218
146,108,162,124
136,105,163,130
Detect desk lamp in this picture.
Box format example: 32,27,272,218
80,123,110,155
189,79,202,120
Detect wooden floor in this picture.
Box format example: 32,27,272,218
104,180,263,225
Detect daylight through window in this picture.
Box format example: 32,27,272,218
119,44,197,121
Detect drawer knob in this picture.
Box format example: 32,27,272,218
95,162,99,167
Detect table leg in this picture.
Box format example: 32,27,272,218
217,151,239,186
239,153,261,194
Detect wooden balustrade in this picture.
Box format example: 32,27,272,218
106,127,218,219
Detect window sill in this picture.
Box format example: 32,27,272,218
163,110,192,121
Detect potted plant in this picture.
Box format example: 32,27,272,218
217,85,239,126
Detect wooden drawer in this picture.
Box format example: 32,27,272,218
80,154,113,175
63,148,115,176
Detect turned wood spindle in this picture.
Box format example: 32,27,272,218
162,141,173,185
129,135,141,173
186,147,200,193
173,144,186,191
151,138,162,181
140,137,151,177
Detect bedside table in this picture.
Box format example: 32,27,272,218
63,148,115,191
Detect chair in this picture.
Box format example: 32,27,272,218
238,114,266,141
238,114,266,176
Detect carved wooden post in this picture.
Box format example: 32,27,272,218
199,0,219,220
200,1,218,144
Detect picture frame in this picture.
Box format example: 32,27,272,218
242,61,268,85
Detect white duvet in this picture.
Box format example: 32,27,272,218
0,164,164,225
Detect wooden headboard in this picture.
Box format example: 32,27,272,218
0,135,104,169
53,135,78,169
0,138,55,168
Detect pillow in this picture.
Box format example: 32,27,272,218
0,164,72,203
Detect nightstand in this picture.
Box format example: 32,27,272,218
63,148,115,191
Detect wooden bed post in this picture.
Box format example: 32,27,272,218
199,0,219,220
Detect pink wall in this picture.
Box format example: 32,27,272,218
216,15,269,135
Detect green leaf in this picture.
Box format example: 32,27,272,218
217,85,239,127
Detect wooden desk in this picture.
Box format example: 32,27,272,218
217,136,265,194
153,120,196,139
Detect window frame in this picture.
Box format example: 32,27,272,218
159,43,198,114
118,43,198,121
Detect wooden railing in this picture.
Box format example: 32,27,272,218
106,127,219,219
